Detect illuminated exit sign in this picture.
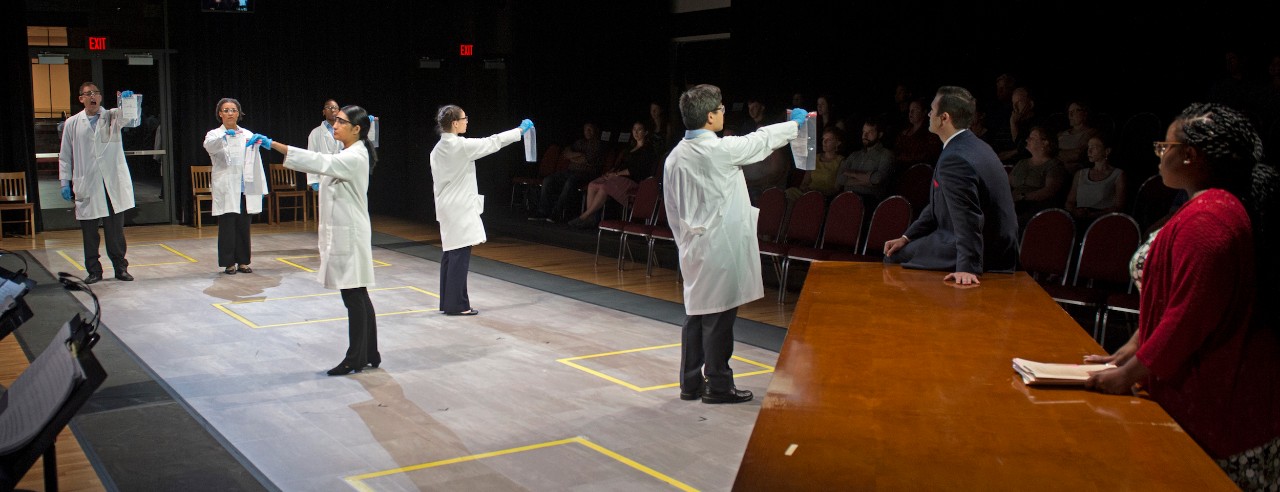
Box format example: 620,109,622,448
459,44,473,57
88,36,108,51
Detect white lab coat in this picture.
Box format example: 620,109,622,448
283,142,374,290
202,127,269,216
663,122,798,315
305,121,343,185
430,128,522,251
58,107,139,220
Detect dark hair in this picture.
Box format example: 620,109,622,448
1028,125,1058,155
935,86,976,129
216,97,243,122
1176,102,1280,323
78,81,98,94
435,104,464,134
679,84,722,130
323,98,337,108
629,120,650,149
341,105,378,172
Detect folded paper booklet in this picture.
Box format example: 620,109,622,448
1012,358,1114,386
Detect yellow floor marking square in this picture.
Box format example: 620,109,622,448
276,254,391,272
213,286,439,329
57,243,199,271
557,343,774,392
344,436,697,492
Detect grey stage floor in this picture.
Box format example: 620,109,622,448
26,232,778,491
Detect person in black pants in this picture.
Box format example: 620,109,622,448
202,98,269,274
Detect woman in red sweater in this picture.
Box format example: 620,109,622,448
1085,103,1280,489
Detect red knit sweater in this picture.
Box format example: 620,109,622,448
1136,188,1280,457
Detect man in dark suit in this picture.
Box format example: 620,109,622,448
883,86,1018,285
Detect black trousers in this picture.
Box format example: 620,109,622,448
679,307,739,394
78,193,128,276
439,246,472,313
217,195,253,267
339,287,379,366
537,169,590,216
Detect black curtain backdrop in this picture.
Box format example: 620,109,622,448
166,1,668,224
4,1,40,230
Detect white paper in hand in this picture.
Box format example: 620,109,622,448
790,114,817,171
523,127,537,163
120,94,139,121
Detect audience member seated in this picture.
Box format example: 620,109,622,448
568,121,658,229
816,94,845,132
786,128,845,202
969,107,991,144
1010,126,1068,225
836,120,896,205
1065,135,1127,226
997,86,1043,163
649,102,671,151
744,148,792,204
737,98,772,136
892,99,942,167
986,73,1017,155
1056,100,1101,174
530,122,605,222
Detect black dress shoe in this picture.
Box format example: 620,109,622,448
679,379,707,401
367,353,381,368
115,271,134,281
702,387,753,404
84,272,103,284
326,363,364,376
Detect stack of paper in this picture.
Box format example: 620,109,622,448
1012,358,1114,386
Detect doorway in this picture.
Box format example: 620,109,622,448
29,34,173,231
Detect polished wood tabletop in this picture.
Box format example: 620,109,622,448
733,263,1234,491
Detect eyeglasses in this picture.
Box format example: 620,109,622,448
324,106,340,111
220,108,240,114
1153,141,1184,158
714,105,725,114
458,116,468,121
80,91,101,97
334,116,351,125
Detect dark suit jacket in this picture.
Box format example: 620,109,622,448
894,130,1018,274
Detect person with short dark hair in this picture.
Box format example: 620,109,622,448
57,82,140,284
306,99,344,189
202,97,268,275
884,86,1018,286
664,83,807,404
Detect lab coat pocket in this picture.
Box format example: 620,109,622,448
327,225,353,257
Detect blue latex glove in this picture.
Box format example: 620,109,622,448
311,183,319,191
61,185,72,201
789,108,809,126
519,119,534,134
224,129,237,137
246,134,272,149
120,90,134,98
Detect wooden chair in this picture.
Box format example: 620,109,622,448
269,164,307,223
0,172,35,237
190,166,214,228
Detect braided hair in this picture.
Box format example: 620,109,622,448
340,105,377,173
1176,103,1280,323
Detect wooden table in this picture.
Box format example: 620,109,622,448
733,263,1234,491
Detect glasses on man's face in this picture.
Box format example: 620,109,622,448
715,105,725,113
80,91,102,97
334,116,351,126
1153,141,1184,158
324,106,339,111
220,108,239,114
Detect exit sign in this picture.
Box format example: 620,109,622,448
88,36,108,51
459,44,473,57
